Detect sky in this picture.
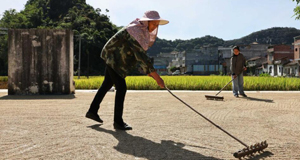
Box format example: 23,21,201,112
0,0,299,40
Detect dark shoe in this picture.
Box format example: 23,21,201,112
240,94,247,97
113,122,132,130
85,112,103,123
234,94,239,98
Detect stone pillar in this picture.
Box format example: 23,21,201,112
8,29,75,95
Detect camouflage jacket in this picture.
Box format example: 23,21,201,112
101,27,155,78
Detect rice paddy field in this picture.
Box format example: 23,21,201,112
75,76,300,90
2,76,299,90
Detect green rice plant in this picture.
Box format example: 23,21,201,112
0,76,8,82
2,76,300,90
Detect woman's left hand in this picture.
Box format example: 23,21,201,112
156,78,165,88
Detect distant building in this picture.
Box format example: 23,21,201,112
186,46,221,75
292,35,300,77
240,43,269,60
153,52,176,75
168,51,186,74
221,43,269,75
153,41,299,77
247,57,265,76
218,46,232,75
283,60,298,77
267,45,294,76
273,57,290,77
294,36,300,60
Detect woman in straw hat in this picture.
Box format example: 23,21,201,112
86,10,169,130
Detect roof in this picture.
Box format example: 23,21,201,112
247,57,261,61
294,35,300,41
256,66,263,69
285,60,299,66
274,57,288,61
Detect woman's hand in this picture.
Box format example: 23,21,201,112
148,71,165,88
156,77,165,88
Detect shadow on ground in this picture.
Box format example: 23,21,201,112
0,94,76,100
88,124,222,160
245,151,274,160
241,97,274,103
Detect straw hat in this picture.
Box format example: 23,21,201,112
139,10,169,25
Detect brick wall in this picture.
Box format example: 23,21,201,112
273,45,294,60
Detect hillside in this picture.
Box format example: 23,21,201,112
148,35,224,56
148,27,300,57
224,27,300,46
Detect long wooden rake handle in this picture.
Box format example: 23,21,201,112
165,87,248,148
215,76,237,96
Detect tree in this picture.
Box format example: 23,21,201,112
0,0,119,76
293,0,300,20
170,66,179,72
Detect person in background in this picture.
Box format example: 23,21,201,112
86,11,169,130
230,46,247,98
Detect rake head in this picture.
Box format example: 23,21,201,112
233,141,268,159
205,95,224,101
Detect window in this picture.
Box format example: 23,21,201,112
296,48,298,52
269,55,273,61
219,65,223,71
199,65,204,71
209,65,215,71
205,65,209,71
215,65,219,71
193,65,204,71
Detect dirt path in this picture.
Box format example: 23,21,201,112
0,91,300,159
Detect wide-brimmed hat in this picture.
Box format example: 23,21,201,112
139,10,169,25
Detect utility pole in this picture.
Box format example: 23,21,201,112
77,35,82,79
87,51,90,79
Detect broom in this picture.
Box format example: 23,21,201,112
205,76,237,101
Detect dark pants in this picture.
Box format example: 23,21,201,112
88,66,127,124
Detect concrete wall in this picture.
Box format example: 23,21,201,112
218,46,232,59
8,29,74,95
239,44,269,60
294,39,300,60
